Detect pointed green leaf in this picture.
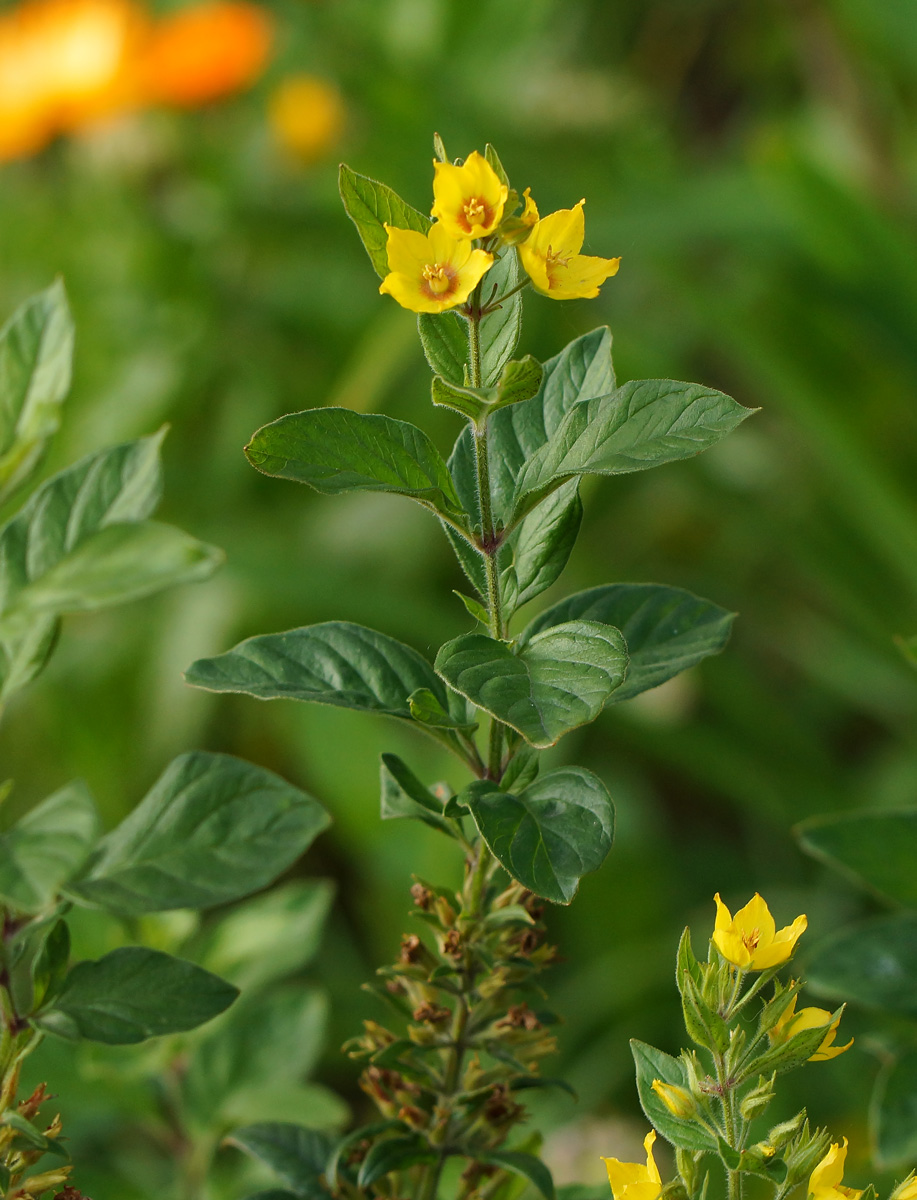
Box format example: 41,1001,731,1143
68,752,329,916
0,280,74,506
37,947,238,1043
806,913,917,1014
479,250,522,386
491,356,543,411
228,1123,332,1200
1,1111,69,1159
435,620,627,748
357,1135,437,1188
380,753,454,837
796,809,917,907
0,782,99,912
463,766,614,904
431,375,488,422
339,165,430,278
631,1040,716,1152
513,380,755,521
484,143,510,188
245,407,465,521
187,621,448,720
479,1150,555,1200
507,481,582,609
523,584,735,701
407,686,477,732
418,312,468,385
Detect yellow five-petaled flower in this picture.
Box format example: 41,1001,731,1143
518,196,620,300
431,149,508,239
712,892,807,971
769,995,853,1061
378,222,493,314
601,1131,662,1200
808,1140,863,1200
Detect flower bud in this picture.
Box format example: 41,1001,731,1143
652,1078,695,1119
740,1073,776,1121
891,1173,917,1200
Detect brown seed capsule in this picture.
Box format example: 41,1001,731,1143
410,883,433,910
442,929,463,960
496,1003,541,1031
400,934,424,964
412,1003,451,1024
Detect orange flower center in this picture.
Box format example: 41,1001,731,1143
421,262,456,298
461,196,490,232
742,927,761,952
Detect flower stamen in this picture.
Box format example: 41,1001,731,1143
421,262,456,298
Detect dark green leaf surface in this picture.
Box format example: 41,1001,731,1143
357,1135,437,1188
523,583,735,701
507,481,582,610
245,408,464,520
479,1150,555,1200
872,1048,917,1168
513,380,755,521
806,913,917,1014
0,781,99,912
379,752,454,836
418,311,468,384
339,165,430,278
228,1123,332,1199
39,947,237,1043
0,280,74,505
631,1040,717,1152
464,766,614,903
186,622,448,719
479,250,522,386
435,620,627,747
796,809,917,907
69,752,329,915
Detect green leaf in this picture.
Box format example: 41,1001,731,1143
357,1134,437,1188
418,312,468,385
462,767,614,904
0,781,99,912
223,1083,348,1132
339,165,430,278
380,753,454,837
871,1048,917,1168
245,408,465,522
186,621,449,720
491,357,544,412
806,913,917,1015
0,281,74,507
743,1007,843,1077
228,1123,332,1199
453,590,489,627
431,375,489,422
630,1040,716,1152
202,880,334,993
506,481,582,610
479,250,523,386
432,357,543,424
523,584,735,701
328,1121,404,1190
513,380,755,522
435,621,628,748
1,1111,69,1159
184,987,329,1124
38,947,237,1043
68,752,329,916
796,809,917,907
484,143,510,188
30,918,71,1010
0,520,221,620
479,1151,555,1200
408,686,477,732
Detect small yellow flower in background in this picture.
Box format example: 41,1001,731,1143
651,1078,694,1118
379,222,493,314
431,149,508,239
768,995,853,1061
601,1131,662,1200
891,1173,917,1200
268,74,343,162
712,892,806,971
808,1139,863,1200
518,198,620,300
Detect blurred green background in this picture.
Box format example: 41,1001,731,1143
3,0,917,1195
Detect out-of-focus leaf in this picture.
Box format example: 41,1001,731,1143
871,1048,917,1169
227,1123,333,1200
357,1135,437,1188
796,809,917,907
478,1150,555,1200
0,781,99,912
69,752,329,916
806,913,917,1014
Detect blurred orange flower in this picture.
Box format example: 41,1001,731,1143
268,74,343,162
0,0,272,162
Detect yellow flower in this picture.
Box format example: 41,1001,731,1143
769,995,853,1061
808,1140,863,1200
431,149,508,239
378,222,493,314
518,198,620,300
601,1131,662,1200
712,892,807,971
520,187,539,228
268,74,343,162
891,1173,917,1200
651,1079,694,1118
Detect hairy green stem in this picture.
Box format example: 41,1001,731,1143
716,1051,743,1200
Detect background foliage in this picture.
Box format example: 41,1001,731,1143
2,0,916,1196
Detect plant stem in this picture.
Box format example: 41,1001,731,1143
716,1051,743,1200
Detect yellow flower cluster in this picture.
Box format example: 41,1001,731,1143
379,149,620,314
